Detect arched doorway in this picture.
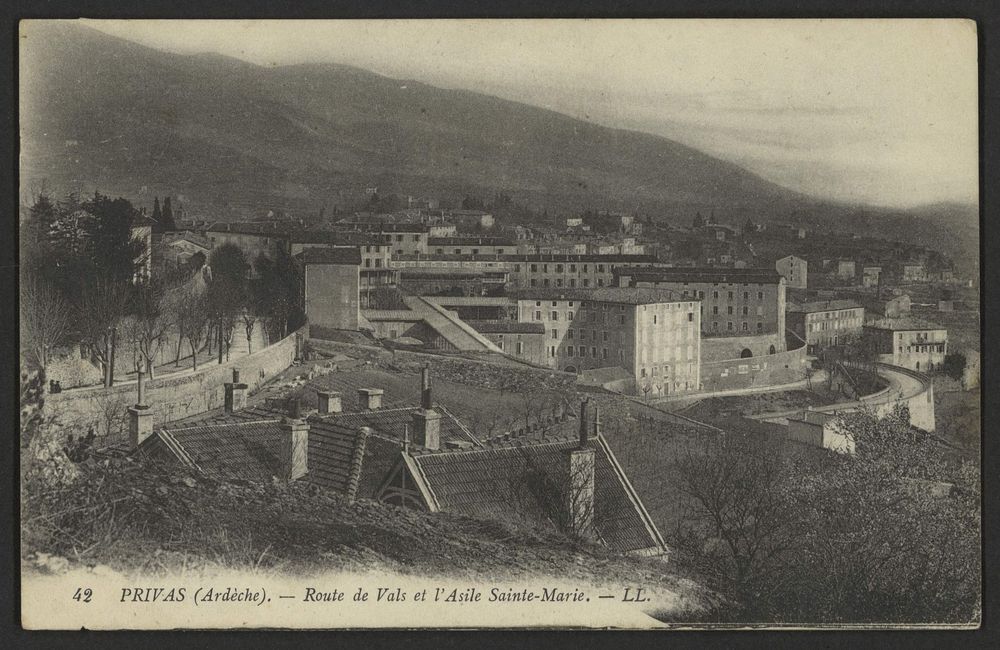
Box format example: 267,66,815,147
740,348,753,358
564,365,577,374
768,344,776,355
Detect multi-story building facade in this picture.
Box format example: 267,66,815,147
428,236,516,256
775,255,808,289
613,267,786,345
786,300,864,354
391,253,659,290
863,318,947,372
512,288,700,395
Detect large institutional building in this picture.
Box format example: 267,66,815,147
512,287,701,395
613,266,787,359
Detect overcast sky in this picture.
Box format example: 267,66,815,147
85,19,978,209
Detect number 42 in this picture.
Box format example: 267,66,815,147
73,588,93,603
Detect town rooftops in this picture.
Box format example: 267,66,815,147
789,299,863,314
335,221,431,233
297,247,363,265
164,231,213,250
510,287,687,305
615,266,783,284
290,230,384,246
203,222,293,237
864,317,947,332
393,253,659,263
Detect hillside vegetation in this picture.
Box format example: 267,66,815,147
20,22,976,265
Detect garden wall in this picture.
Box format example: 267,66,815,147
699,342,808,392
46,327,304,439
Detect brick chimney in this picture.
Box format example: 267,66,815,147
345,427,371,503
316,389,342,415
358,388,384,411
565,399,596,538
224,368,248,413
128,370,155,449
280,399,309,481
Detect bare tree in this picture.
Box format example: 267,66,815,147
176,288,209,371
76,277,132,387
19,274,72,372
127,281,170,378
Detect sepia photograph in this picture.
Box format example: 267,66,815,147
17,17,981,630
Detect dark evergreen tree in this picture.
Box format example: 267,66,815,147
151,197,163,232
80,192,147,284
161,196,177,231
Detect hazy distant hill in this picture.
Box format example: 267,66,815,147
19,22,977,268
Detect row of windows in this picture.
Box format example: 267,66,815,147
526,263,607,273
551,346,614,359
709,321,764,332
434,248,506,255
706,305,763,316
529,277,603,288
558,329,613,341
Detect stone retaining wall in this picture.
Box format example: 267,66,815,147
46,328,305,439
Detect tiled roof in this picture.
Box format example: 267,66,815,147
864,317,946,332
299,247,363,265
313,406,481,448
411,436,666,554
616,265,783,284
154,419,286,481
789,299,863,313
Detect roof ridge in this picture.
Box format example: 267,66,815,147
162,418,281,431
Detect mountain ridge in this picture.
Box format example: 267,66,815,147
19,22,977,268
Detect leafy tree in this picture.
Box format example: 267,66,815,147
208,243,249,285
255,251,302,342
943,353,967,382
80,192,147,284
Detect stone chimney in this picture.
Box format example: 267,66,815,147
128,370,155,449
565,399,596,538
420,365,432,409
316,389,342,415
411,407,441,451
280,402,309,482
345,427,371,503
411,367,441,450
358,388,384,411
224,368,248,413
578,398,591,446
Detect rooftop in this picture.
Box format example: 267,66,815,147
510,286,688,305
789,299,863,313
615,266,783,284
864,317,947,332
411,435,666,555
298,247,363,265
